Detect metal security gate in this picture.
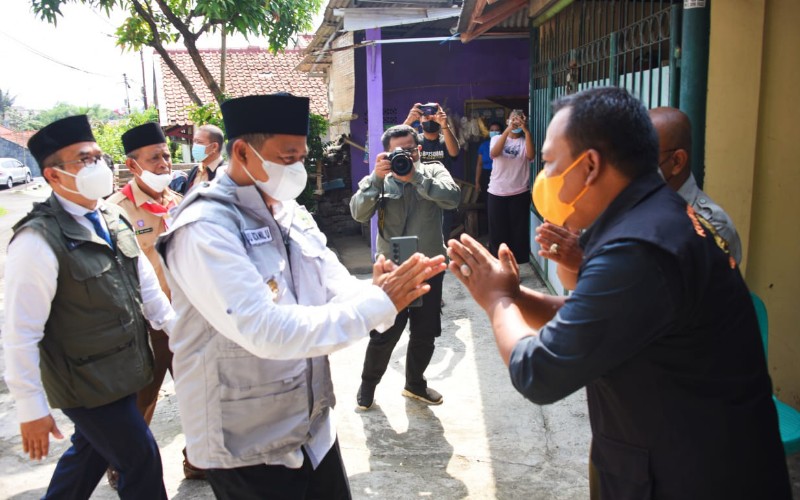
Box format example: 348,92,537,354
528,0,683,294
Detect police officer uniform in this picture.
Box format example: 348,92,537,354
677,173,743,265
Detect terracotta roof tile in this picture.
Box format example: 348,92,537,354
0,125,37,148
157,47,328,126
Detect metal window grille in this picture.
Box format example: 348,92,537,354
528,0,683,293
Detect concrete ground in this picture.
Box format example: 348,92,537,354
0,183,798,499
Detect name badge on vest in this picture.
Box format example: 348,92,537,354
244,227,273,246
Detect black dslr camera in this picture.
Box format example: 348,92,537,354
387,147,414,176
418,102,439,116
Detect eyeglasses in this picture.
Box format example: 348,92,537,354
53,155,105,169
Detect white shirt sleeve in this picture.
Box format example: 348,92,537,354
137,254,176,334
318,246,397,333
3,226,176,423
2,229,57,422
165,222,397,360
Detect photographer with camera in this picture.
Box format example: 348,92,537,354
350,124,461,409
403,102,460,240
487,109,534,264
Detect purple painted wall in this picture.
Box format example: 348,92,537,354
349,35,530,189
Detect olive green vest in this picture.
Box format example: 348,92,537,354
11,194,153,409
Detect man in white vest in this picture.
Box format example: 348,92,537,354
157,93,445,498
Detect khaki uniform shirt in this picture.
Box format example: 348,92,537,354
108,181,182,296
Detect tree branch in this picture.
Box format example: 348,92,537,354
131,0,203,106
152,0,224,103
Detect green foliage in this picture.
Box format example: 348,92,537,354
0,89,17,121
92,107,168,164
30,0,324,103
20,102,117,131
186,100,225,131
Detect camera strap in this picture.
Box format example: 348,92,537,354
377,184,386,239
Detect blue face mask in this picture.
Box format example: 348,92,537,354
192,144,208,163
511,128,523,134
489,131,501,138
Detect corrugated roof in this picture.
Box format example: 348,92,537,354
458,0,531,42
299,0,528,74
157,47,329,126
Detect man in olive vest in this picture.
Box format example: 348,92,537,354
3,115,175,499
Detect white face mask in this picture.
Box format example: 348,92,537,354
134,160,172,192
55,159,113,200
245,143,307,201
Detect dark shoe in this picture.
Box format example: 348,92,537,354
357,383,375,410
106,466,119,490
402,386,443,405
183,448,206,480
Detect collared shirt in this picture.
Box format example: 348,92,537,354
2,193,176,423
350,161,461,259
165,174,397,468
107,181,182,295
189,155,224,191
677,174,742,264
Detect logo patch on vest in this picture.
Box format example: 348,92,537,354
244,227,273,246
136,227,154,235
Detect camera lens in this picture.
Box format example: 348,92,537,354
389,148,413,176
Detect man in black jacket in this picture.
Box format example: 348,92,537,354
448,87,791,499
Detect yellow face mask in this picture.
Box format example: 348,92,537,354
531,151,589,227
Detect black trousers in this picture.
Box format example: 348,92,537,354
45,394,166,500
361,273,444,392
487,191,530,264
442,208,456,242
205,440,351,500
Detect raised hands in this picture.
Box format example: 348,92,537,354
534,222,582,272
446,234,521,312
534,222,582,289
372,253,447,311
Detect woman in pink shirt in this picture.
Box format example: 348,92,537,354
487,109,535,263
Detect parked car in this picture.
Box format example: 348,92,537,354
0,158,33,189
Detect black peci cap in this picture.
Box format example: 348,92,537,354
28,115,96,166
122,122,167,155
221,93,310,139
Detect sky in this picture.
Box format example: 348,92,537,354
0,0,325,113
